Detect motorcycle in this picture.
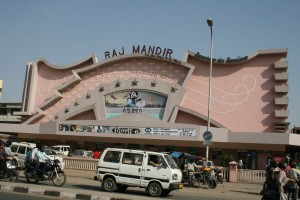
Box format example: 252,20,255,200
24,159,66,187
213,168,223,184
0,158,19,182
191,167,217,189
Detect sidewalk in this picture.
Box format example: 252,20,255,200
0,169,264,200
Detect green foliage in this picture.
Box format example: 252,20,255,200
220,154,235,167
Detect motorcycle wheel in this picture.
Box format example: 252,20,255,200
26,175,39,184
52,171,66,187
208,179,217,189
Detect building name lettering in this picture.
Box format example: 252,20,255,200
104,45,173,59
195,52,248,64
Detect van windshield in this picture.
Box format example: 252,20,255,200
164,155,179,169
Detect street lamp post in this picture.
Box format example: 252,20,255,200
205,18,213,162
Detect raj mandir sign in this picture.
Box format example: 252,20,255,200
104,45,173,59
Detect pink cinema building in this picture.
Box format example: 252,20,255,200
0,45,297,169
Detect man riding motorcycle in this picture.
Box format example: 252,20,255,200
4,140,17,160
30,143,51,179
0,140,12,176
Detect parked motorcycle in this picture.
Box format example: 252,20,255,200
24,159,66,187
213,168,223,184
191,167,217,189
0,158,19,182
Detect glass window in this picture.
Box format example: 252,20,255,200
212,150,222,159
10,145,18,153
134,153,143,166
164,154,179,169
122,152,133,164
148,154,165,167
122,152,143,165
103,151,121,163
17,146,26,154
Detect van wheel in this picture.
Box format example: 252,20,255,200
147,182,162,197
117,184,128,192
103,177,117,192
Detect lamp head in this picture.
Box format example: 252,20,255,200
207,18,213,27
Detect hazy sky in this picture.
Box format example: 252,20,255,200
0,0,299,127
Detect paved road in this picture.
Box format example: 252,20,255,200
0,169,264,200
0,190,65,200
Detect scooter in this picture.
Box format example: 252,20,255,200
0,158,19,182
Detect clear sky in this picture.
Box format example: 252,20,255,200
0,0,299,127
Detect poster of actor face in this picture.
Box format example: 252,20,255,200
104,90,167,120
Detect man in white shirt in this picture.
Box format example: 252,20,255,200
30,144,39,176
35,148,52,179
4,141,17,160
187,159,198,187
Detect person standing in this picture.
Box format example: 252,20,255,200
238,158,243,169
93,150,100,159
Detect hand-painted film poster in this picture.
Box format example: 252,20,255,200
58,124,196,137
104,90,167,120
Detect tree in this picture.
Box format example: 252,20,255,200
220,154,235,167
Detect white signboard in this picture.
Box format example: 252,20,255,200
59,124,196,137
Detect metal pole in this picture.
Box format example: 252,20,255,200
206,18,213,162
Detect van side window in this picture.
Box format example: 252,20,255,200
103,151,121,163
122,153,133,164
134,154,143,166
122,153,143,165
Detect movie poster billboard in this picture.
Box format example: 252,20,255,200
104,90,167,120
58,124,196,137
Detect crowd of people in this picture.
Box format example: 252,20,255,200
264,157,300,200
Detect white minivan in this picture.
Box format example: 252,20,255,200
94,148,183,197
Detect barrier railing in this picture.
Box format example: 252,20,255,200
64,157,98,171
237,169,266,182
63,158,266,183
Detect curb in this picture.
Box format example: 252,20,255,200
0,184,128,200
